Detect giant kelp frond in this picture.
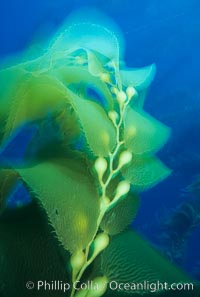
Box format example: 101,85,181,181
0,9,175,297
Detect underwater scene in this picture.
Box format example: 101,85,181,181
0,0,200,296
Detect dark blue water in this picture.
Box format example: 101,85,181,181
1,0,200,278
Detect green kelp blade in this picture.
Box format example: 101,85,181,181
0,66,27,144
0,169,18,214
101,192,139,235
124,107,170,154
122,155,171,192
129,88,148,111
120,64,156,91
17,158,100,253
87,50,106,77
67,90,116,157
66,48,106,77
84,49,113,86
135,88,148,109
99,230,192,295
0,65,25,109
55,65,113,110
3,73,68,142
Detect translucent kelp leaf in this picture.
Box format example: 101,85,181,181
56,65,113,110
17,159,100,253
86,50,107,78
0,66,26,144
0,34,49,74
124,107,170,154
67,91,116,157
120,64,156,91
3,74,67,141
133,88,148,109
49,9,124,63
0,169,18,214
99,230,190,294
122,155,171,192
0,66,25,110
70,48,110,81
100,193,139,235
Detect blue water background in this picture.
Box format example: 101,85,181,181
1,0,200,275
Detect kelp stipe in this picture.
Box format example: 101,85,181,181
0,9,198,297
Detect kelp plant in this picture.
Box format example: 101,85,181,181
0,9,193,297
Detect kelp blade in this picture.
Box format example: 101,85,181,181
55,65,114,110
3,74,68,142
101,192,139,235
99,230,194,295
122,155,171,192
49,8,124,63
67,91,116,157
120,64,156,91
124,107,170,154
17,158,100,253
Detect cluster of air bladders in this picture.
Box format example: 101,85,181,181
0,9,197,297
